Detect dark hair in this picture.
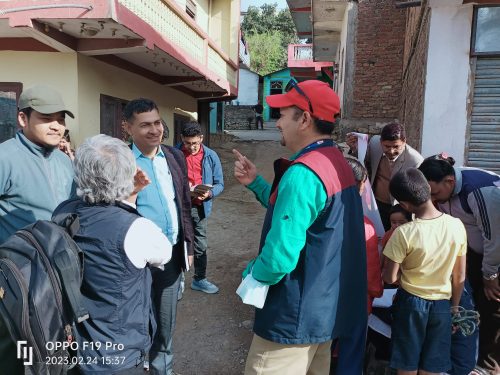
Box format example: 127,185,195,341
389,204,412,222
345,157,368,184
19,107,33,119
292,107,335,135
389,168,430,206
123,98,159,122
418,154,455,183
63,129,71,142
181,121,202,137
380,122,406,142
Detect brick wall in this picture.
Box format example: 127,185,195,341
351,0,406,120
399,4,430,151
224,105,257,130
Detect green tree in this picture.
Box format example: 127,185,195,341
246,31,287,76
241,3,298,75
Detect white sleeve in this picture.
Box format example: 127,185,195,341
124,217,173,269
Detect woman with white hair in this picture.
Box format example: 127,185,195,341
53,134,172,375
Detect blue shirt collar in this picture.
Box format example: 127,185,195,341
132,143,165,159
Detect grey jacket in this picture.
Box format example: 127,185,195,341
365,135,424,204
0,132,74,243
437,167,500,278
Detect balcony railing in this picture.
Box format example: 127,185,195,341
118,0,237,87
291,44,313,61
287,43,333,70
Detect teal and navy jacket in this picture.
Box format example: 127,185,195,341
246,140,367,344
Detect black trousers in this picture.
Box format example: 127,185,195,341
191,205,208,281
467,250,500,370
375,199,392,231
256,116,263,130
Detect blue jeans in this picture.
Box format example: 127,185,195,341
450,280,478,375
150,270,181,375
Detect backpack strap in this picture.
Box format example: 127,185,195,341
60,213,80,237
52,198,90,323
53,251,89,323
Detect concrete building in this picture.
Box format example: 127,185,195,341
233,67,259,106
287,43,334,84
286,0,406,140
401,0,500,172
287,0,500,173
0,0,240,146
222,29,260,132
262,68,293,121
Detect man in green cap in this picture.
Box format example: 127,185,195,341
0,84,75,373
0,84,75,242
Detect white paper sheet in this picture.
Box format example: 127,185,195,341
236,273,269,309
368,313,391,338
351,132,386,238
372,288,397,308
183,241,190,272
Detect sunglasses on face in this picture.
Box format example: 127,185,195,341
285,79,314,115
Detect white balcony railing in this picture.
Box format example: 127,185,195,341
292,44,313,61
118,0,237,87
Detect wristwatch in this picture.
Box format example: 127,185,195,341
483,273,499,281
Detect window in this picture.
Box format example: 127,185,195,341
270,81,283,90
472,6,500,55
186,0,196,20
0,82,22,143
100,94,129,141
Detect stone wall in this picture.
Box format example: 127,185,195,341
224,105,258,130
208,132,236,148
399,3,430,151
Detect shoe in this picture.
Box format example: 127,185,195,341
191,278,219,294
469,367,491,375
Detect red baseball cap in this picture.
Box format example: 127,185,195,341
265,80,340,122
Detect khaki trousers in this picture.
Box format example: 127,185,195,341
244,334,332,375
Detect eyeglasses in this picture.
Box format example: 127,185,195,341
183,139,202,147
285,79,314,115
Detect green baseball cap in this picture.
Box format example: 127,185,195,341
19,85,75,118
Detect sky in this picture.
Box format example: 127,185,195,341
240,0,288,12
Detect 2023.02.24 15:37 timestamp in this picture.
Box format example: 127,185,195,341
45,355,126,366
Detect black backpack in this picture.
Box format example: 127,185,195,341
0,214,89,375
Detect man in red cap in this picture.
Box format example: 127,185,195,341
234,80,367,374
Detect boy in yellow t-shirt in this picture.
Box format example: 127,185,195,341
382,168,467,375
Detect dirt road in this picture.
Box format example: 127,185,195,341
173,132,290,375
